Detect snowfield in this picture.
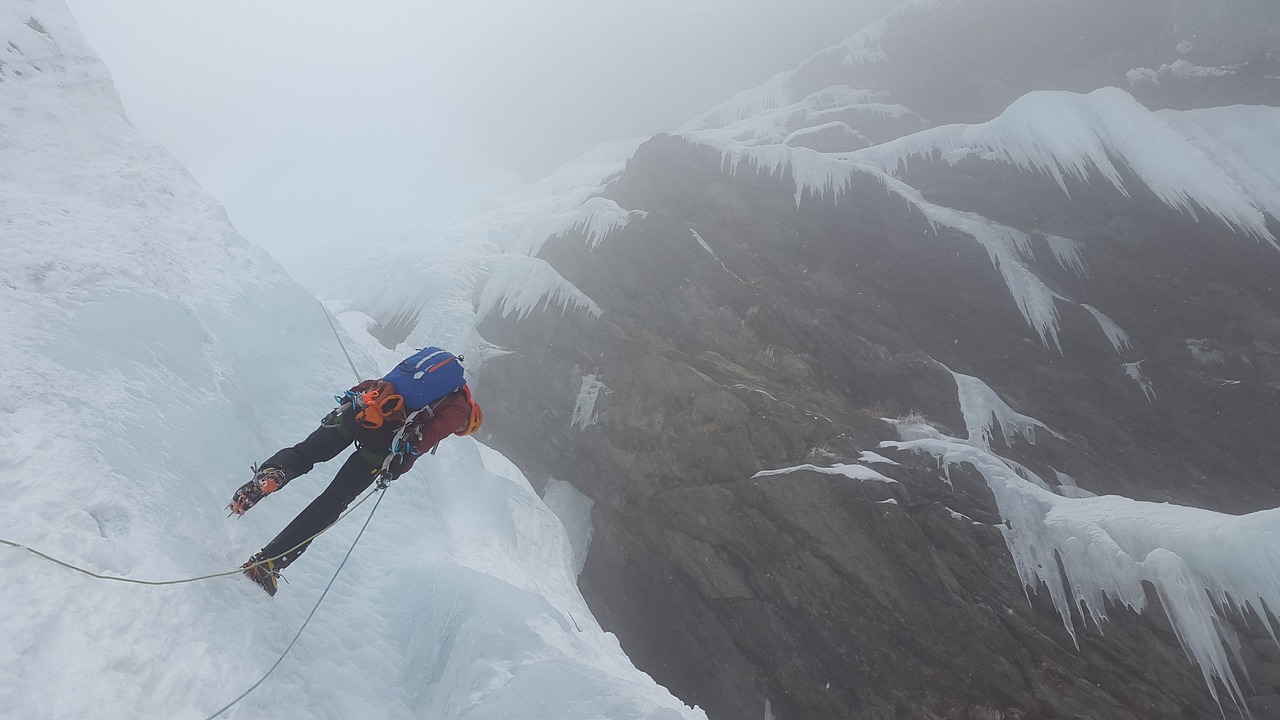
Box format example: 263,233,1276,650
0,2,704,718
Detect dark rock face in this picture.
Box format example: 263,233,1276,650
473,2,1280,718
478,132,1280,719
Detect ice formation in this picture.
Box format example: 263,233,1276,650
1122,360,1157,402
753,463,897,484
349,138,645,347
1044,234,1090,277
570,374,609,430
1081,304,1133,354
1187,339,1227,367
858,451,900,466
906,193,1063,351
858,88,1279,245
949,370,1053,450
475,255,603,322
684,80,1280,358
690,229,747,283
885,368,1280,713
542,479,596,577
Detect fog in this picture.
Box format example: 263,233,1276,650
65,0,898,278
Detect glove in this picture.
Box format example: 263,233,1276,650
228,466,286,515
375,453,415,490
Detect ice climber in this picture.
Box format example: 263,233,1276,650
227,346,483,596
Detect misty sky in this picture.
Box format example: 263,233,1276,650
64,0,898,277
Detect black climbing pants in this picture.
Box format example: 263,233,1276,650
258,407,392,570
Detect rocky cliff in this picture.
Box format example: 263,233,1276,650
466,1,1280,718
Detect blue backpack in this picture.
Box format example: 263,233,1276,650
383,347,466,410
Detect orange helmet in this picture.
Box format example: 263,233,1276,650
459,385,483,436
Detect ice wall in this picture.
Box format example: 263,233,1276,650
0,3,705,718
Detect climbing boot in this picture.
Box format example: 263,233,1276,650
228,466,287,516
241,552,280,597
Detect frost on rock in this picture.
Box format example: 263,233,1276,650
1081,304,1133,354
475,255,602,322
570,374,609,430
1187,339,1227,367
1044,234,1090,277
857,87,1279,245
690,229,746,284
753,463,898,484
885,369,1279,713
838,0,947,67
1122,360,1157,402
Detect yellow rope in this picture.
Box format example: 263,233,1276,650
0,487,381,586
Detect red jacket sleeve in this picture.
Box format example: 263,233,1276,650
408,391,471,456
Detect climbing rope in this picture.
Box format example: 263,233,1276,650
0,298,391,718
319,300,364,383
0,486,380,585
203,487,387,720
0,300,373,585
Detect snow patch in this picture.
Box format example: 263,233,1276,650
691,229,747,283
858,451,900,466
732,384,780,401
753,463,898,484
1081,304,1133,354
570,374,609,430
1122,360,1157,402
1186,339,1227,367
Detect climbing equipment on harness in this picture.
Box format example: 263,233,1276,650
353,380,406,430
